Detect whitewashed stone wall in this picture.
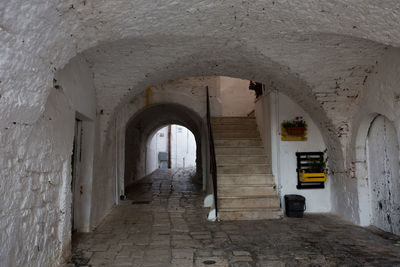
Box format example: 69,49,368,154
55,56,97,233
349,47,400,228
2,1,400,266
255,92,331,213
0,55,96,266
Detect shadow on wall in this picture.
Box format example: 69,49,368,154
124,103,204,190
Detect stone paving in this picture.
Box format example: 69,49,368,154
70,168,400,267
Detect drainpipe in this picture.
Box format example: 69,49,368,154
115,119,119,205
275,90,282,197
168,125,171,168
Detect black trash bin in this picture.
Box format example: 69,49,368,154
284,194,306,218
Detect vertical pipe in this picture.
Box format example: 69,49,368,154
115,119,119,204
155,132,158,169
146,87,152,106
175,125,178,168
275,90,281,197
168,125,171,168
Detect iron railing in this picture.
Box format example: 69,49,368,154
206,86,218,216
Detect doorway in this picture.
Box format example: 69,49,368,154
71,119,82,233
367,115,400,235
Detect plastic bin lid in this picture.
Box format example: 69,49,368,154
284,194,305,201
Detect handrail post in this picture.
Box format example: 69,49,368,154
206,86,218,218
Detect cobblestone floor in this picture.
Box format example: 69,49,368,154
71,168,400,267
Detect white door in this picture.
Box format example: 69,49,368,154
367,115,400,235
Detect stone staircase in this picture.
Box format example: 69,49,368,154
212,117,282,220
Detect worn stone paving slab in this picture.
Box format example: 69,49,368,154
71,168,400,267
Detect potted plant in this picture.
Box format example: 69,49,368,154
299,150,328,182
306,151,328,173
282,117,307,136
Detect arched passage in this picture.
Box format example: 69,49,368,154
145,124,197,173
3,2,400,265
124,103,205,193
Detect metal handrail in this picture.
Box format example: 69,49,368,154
206,86,218,216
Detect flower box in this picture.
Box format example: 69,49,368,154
286,126,306,136
299,170,327,183
281,117,307,140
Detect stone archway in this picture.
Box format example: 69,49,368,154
3,2,400,264
124,103,205,193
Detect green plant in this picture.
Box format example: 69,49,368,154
306,149,328,173
282,116,307,128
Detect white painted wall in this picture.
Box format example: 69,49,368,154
3,2,400,265
0,55,97,266
219,76,255,116
146,125,197,174
255,97,271,164
171,125,197,168
257,91,331,213
352,48,400,227
146,126,168,174
55,55,97,233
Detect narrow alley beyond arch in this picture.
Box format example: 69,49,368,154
71,169,400,266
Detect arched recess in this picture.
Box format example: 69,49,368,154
99,38,345,174
354,113,380,226
124,103,205,194
366,115,400,235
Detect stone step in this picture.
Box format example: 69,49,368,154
214,131,259,139
211,117,256,125
212,128,259,135
212,116,281,222
217,174,274,185
218,196,280,209
219,185,275,197
216,155,267,164
215,147,265,156
218,208,283,220
217,164,272,174
212,123,257,131
214,138,263,147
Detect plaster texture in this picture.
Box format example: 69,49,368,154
0,55,96,266
2,1,400,266
219,77,255,116
262,92,331,213
349,48,400,226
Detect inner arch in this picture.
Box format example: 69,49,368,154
124,103,204,191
